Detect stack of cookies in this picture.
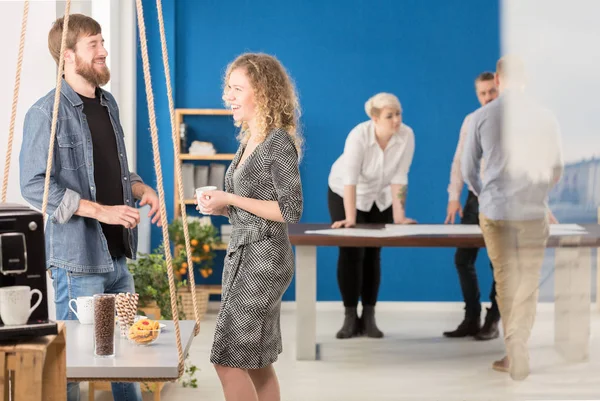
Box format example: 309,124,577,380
128,318,161,345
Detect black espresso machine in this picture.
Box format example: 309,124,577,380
0,203,57,340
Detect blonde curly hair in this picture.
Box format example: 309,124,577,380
223,53,303,158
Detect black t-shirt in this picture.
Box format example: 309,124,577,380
78,89,127,258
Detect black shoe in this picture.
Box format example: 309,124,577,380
360,305,383,338
443,316,480,338
336,307,360,339
475,308,500,341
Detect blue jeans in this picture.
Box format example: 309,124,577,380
50,257,142,401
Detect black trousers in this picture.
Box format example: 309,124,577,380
455,191,500,319
328,188,393,307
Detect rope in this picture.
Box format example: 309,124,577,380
1,1,29,203
42,1,71,220
155,0,201,336
135,0,184,378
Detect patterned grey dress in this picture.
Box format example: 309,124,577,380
210,128,303,369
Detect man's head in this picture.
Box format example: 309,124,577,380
495,55,526,94
474,72,498,106
48,14,110,87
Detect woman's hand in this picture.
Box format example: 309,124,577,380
394,216,417,225
331,219,356,229
198,190,231,215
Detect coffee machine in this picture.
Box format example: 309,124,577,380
0,203,57,340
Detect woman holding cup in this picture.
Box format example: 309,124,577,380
195,186,217,214
195,53,303,401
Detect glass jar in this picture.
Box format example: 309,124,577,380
93,294,116,357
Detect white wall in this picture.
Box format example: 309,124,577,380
1,1,58,205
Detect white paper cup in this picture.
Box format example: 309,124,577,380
195,186,217,214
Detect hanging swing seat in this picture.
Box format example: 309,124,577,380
65,320,196,382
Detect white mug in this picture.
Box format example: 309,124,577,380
69,296,94,325
0,286,43,326
195,186,217,214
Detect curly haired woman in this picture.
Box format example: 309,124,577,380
198,53,303,401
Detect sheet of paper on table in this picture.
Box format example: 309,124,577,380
304,228,389,237
304,224,587,237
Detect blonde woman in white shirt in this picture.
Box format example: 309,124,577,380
328,92,416,339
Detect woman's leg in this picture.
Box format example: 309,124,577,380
359,204,393,338
214,364,258,401
328,187,364,338
248,364,280,401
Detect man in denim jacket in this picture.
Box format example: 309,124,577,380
19,14,160,401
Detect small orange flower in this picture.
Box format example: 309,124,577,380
192,256,201,263
202,244,210,253
181,262,188,269
179,268,187,275
200,270,209,278
191,239,199,246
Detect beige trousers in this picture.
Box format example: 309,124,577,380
479,214,549,345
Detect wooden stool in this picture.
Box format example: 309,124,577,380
88,381,165,401
0,322,66,401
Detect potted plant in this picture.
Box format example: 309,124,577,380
168,216,220,320
127,246,185,320
169,216,220,280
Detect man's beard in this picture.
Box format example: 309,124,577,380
75,54,110,87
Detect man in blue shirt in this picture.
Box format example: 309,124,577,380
20,14,161,401
462,55,563,380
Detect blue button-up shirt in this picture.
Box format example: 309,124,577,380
20,79,142,273
461,92,563,221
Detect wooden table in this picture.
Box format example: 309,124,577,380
66,320,196,400
0,322,66,401
289,223,600,361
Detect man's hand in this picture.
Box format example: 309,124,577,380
95,205,140,229
445,200,463,224
137,186,161,226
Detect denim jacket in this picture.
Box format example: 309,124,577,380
20,79,142,273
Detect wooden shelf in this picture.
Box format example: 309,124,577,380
197,284,223,295
174,108,233,222
212,243,228,251
176,108,232,116
179,153,235,161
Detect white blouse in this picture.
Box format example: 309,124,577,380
328,120,415,212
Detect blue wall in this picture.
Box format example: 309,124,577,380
136,0,500,302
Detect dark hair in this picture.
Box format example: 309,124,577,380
475,71,495,84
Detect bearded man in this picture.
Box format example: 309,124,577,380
19,14,161,401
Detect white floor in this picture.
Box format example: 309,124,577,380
86,302,600,401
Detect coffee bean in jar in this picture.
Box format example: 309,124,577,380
94,294,116,357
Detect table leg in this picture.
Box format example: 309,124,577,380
554,244,591,362
596,207,600,310
88,382,95,401
295,245,317,361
